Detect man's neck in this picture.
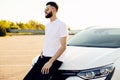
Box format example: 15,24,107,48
50,16,57,22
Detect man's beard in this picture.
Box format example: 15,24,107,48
45,12,53,18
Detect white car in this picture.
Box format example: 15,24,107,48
32,27,120,80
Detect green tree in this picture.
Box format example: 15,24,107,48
0,25,6,36
67,26,71,31
16,22,26,29
0,20,18,32
35,24,45,30
26,20,45,30
0,20,15,29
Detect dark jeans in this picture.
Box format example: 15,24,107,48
23,56,63,80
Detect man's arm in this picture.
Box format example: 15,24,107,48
49,37,67,63
41,37,67,74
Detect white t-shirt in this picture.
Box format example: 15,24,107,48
43,19,68,59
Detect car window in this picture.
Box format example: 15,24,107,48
67,28,120,48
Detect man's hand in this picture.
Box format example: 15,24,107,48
41,61,53,74
40,51,43,58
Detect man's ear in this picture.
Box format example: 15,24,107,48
52,7,57,12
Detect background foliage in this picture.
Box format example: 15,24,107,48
0,20,45,30
0,25,6,36
0,20,45,36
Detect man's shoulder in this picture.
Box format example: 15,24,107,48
57,19,65,24
56,19,66,27
46,19,66,28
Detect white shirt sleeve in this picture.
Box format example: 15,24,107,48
59,23,68,37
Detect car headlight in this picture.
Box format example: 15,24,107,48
77,63,114,79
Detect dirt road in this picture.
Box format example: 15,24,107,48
0,35,72,80
0,35,45,80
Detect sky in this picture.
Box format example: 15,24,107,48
0,0,120,30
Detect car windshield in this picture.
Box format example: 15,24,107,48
67,28,120,48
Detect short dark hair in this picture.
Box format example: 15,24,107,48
46,1,58,11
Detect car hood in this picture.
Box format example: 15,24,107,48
59,46,120,70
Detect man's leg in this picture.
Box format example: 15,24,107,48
23,56,51,80
23,56,62,80
49,60,63,80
